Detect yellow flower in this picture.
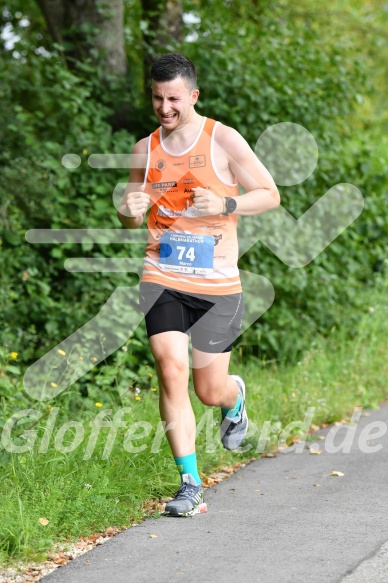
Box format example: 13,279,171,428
151,388,157,392
95,402,103,407
83,148,88,155
79,357,84,361
135,396,141,401
47,404,52,409
57,349,66,356
148,373,153,378
92,357,98,362
10,352,18,359
50,382,57,388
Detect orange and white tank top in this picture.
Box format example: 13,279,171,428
141,117,242,296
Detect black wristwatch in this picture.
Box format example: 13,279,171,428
223,197,237,216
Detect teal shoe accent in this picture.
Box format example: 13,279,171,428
221,393,242,419
174,453,201,485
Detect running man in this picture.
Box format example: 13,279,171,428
118,53,280,516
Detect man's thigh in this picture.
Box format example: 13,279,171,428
190,293,244,354
149,330,189,367
192,348,232,381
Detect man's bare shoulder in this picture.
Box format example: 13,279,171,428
214,123,250,153
132,137,149,155
130,137,148,171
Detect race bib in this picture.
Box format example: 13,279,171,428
159,232,214,274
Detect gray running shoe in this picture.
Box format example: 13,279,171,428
220,375,248,450
164,474,207,517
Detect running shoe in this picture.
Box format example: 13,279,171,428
220,375,248,450
164,474,207,517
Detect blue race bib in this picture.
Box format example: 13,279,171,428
159,232,214,274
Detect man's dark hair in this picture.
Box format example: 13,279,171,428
151,53,197,89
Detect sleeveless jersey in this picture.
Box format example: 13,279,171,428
141,117,242,296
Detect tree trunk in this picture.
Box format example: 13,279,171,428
140,0,183,89
158,0,184,45
36,0,127,75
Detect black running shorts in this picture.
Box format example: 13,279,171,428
139,282,244,354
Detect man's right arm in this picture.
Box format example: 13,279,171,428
117,138,150,229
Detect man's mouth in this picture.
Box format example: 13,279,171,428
161,113,177,122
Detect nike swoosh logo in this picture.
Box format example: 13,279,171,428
209,339,228,345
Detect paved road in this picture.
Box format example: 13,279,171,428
42,404,388,583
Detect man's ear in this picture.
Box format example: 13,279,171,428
191,89,200,105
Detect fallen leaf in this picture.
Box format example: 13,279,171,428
309,449,322,455
313,483,321,487
220,466,234,474
330,471,345,477
202,477,216,488
262,452,276,458
38,517,49,526
88,533,104,543
254,489,261,492
150,534,158,539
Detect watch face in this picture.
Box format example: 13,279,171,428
226,197,237,213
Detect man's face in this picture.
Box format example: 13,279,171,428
151,76,199,132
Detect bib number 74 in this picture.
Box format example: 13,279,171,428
177,246,195,261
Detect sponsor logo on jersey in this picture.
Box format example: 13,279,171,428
214,234,223,246
182,178,195,184
189,155,206,168
155,159,166,171
151,182,177,189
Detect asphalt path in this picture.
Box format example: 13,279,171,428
42,403,388,583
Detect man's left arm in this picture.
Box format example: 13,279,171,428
223,126,280,215
192,125,280,216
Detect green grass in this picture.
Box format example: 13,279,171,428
0,277,387,567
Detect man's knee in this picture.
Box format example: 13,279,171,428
156,357,189,389
195,382,224,407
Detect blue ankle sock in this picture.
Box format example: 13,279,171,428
221,394,242,419
174,453,201,485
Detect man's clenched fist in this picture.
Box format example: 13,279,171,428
191,187,224,216
125,184,150,218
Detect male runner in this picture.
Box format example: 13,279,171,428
118,53,279,516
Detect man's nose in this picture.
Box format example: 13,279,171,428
160,99,170,113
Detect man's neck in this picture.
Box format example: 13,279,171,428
162,112,203,153
161,111,204,143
